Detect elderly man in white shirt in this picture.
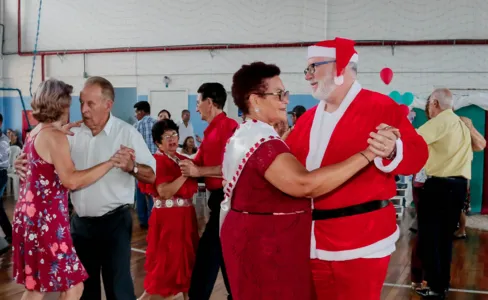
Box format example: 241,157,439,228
177,109,197,146
15,76,156,300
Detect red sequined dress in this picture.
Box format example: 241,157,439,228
143,152,199,296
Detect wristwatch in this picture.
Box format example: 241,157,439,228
132,163,139,174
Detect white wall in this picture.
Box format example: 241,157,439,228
2,0,488,100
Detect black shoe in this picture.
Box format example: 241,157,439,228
397,183,408,189
453,233,466,240
0,237,9,255
416,288,446,299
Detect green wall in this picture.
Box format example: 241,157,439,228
412,106,486,213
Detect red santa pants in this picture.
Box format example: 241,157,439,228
310,256,390,300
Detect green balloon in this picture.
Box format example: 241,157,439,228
389,91,401,103
402,92,414,106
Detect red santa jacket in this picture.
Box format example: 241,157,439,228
286,82,428,261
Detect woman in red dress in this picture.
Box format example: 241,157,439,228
220,62,380,299
12,79,115,300
138,119,199,300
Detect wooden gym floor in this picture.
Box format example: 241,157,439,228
1,193,488,299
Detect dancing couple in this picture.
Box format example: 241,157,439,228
219,38,428,300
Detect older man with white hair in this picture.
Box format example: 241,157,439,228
285,37,429,299
415,88,473,298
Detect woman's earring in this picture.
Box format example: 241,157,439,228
254,107,260,113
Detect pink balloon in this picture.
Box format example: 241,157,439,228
399,104,410,116
380,68,394,85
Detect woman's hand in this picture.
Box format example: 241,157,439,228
14,153,28,180
60,120,83,136
362,148,377,163
281,127,292,141
367,124,399,159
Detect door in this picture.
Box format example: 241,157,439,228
149,90,189,121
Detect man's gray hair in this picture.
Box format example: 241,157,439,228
348,62,358,74
431,88,453,109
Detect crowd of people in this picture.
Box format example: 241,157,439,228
0,36,482,300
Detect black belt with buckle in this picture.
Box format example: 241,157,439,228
312,200,390,220
80,204,131,219
104,204,131,217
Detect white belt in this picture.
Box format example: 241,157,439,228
153,198,192,209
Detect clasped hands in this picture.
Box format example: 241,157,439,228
367,123,400,160
111,145,136,173
179,160,199,178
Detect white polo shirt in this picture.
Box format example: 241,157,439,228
68,114,156,217
177,120,195,145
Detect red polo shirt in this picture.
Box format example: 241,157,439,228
193,112,238,191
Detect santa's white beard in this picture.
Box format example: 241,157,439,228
312,75,337,101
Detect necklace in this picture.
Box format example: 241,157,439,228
163,151,181,165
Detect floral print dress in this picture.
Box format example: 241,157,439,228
12,131,88,292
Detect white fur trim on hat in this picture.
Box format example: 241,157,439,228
334,75,344,86
350,53,359,63
308,46,336,59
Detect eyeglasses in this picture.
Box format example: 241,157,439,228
304,60,336,75
260,90,290,102
162,132,178,140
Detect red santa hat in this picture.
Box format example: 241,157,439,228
307,37,358,86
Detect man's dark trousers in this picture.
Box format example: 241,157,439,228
189,188,232,300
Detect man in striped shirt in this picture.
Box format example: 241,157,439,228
134,101,157,228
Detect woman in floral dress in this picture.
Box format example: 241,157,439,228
12,79,116,300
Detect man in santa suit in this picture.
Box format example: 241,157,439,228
285,37,429,299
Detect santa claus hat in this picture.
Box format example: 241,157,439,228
307,37,358,86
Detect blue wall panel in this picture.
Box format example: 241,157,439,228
112,88,138,125
1,96,32,132
69,96,82,122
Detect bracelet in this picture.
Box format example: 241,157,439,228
386,147,397,160
360,152,371,163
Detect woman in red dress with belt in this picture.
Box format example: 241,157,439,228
138,119,199,300
220,62,379,299
12,79,115,300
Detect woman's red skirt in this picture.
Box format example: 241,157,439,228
143,204,199,296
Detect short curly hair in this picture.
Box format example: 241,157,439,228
231,61,281,115
31,79,73,123
152,119,179,145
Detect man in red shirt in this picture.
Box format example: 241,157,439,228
180,82,237,300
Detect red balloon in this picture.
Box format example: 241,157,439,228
380,67,394,85
399,104,410,116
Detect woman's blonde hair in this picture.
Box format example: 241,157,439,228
31,78,73,123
